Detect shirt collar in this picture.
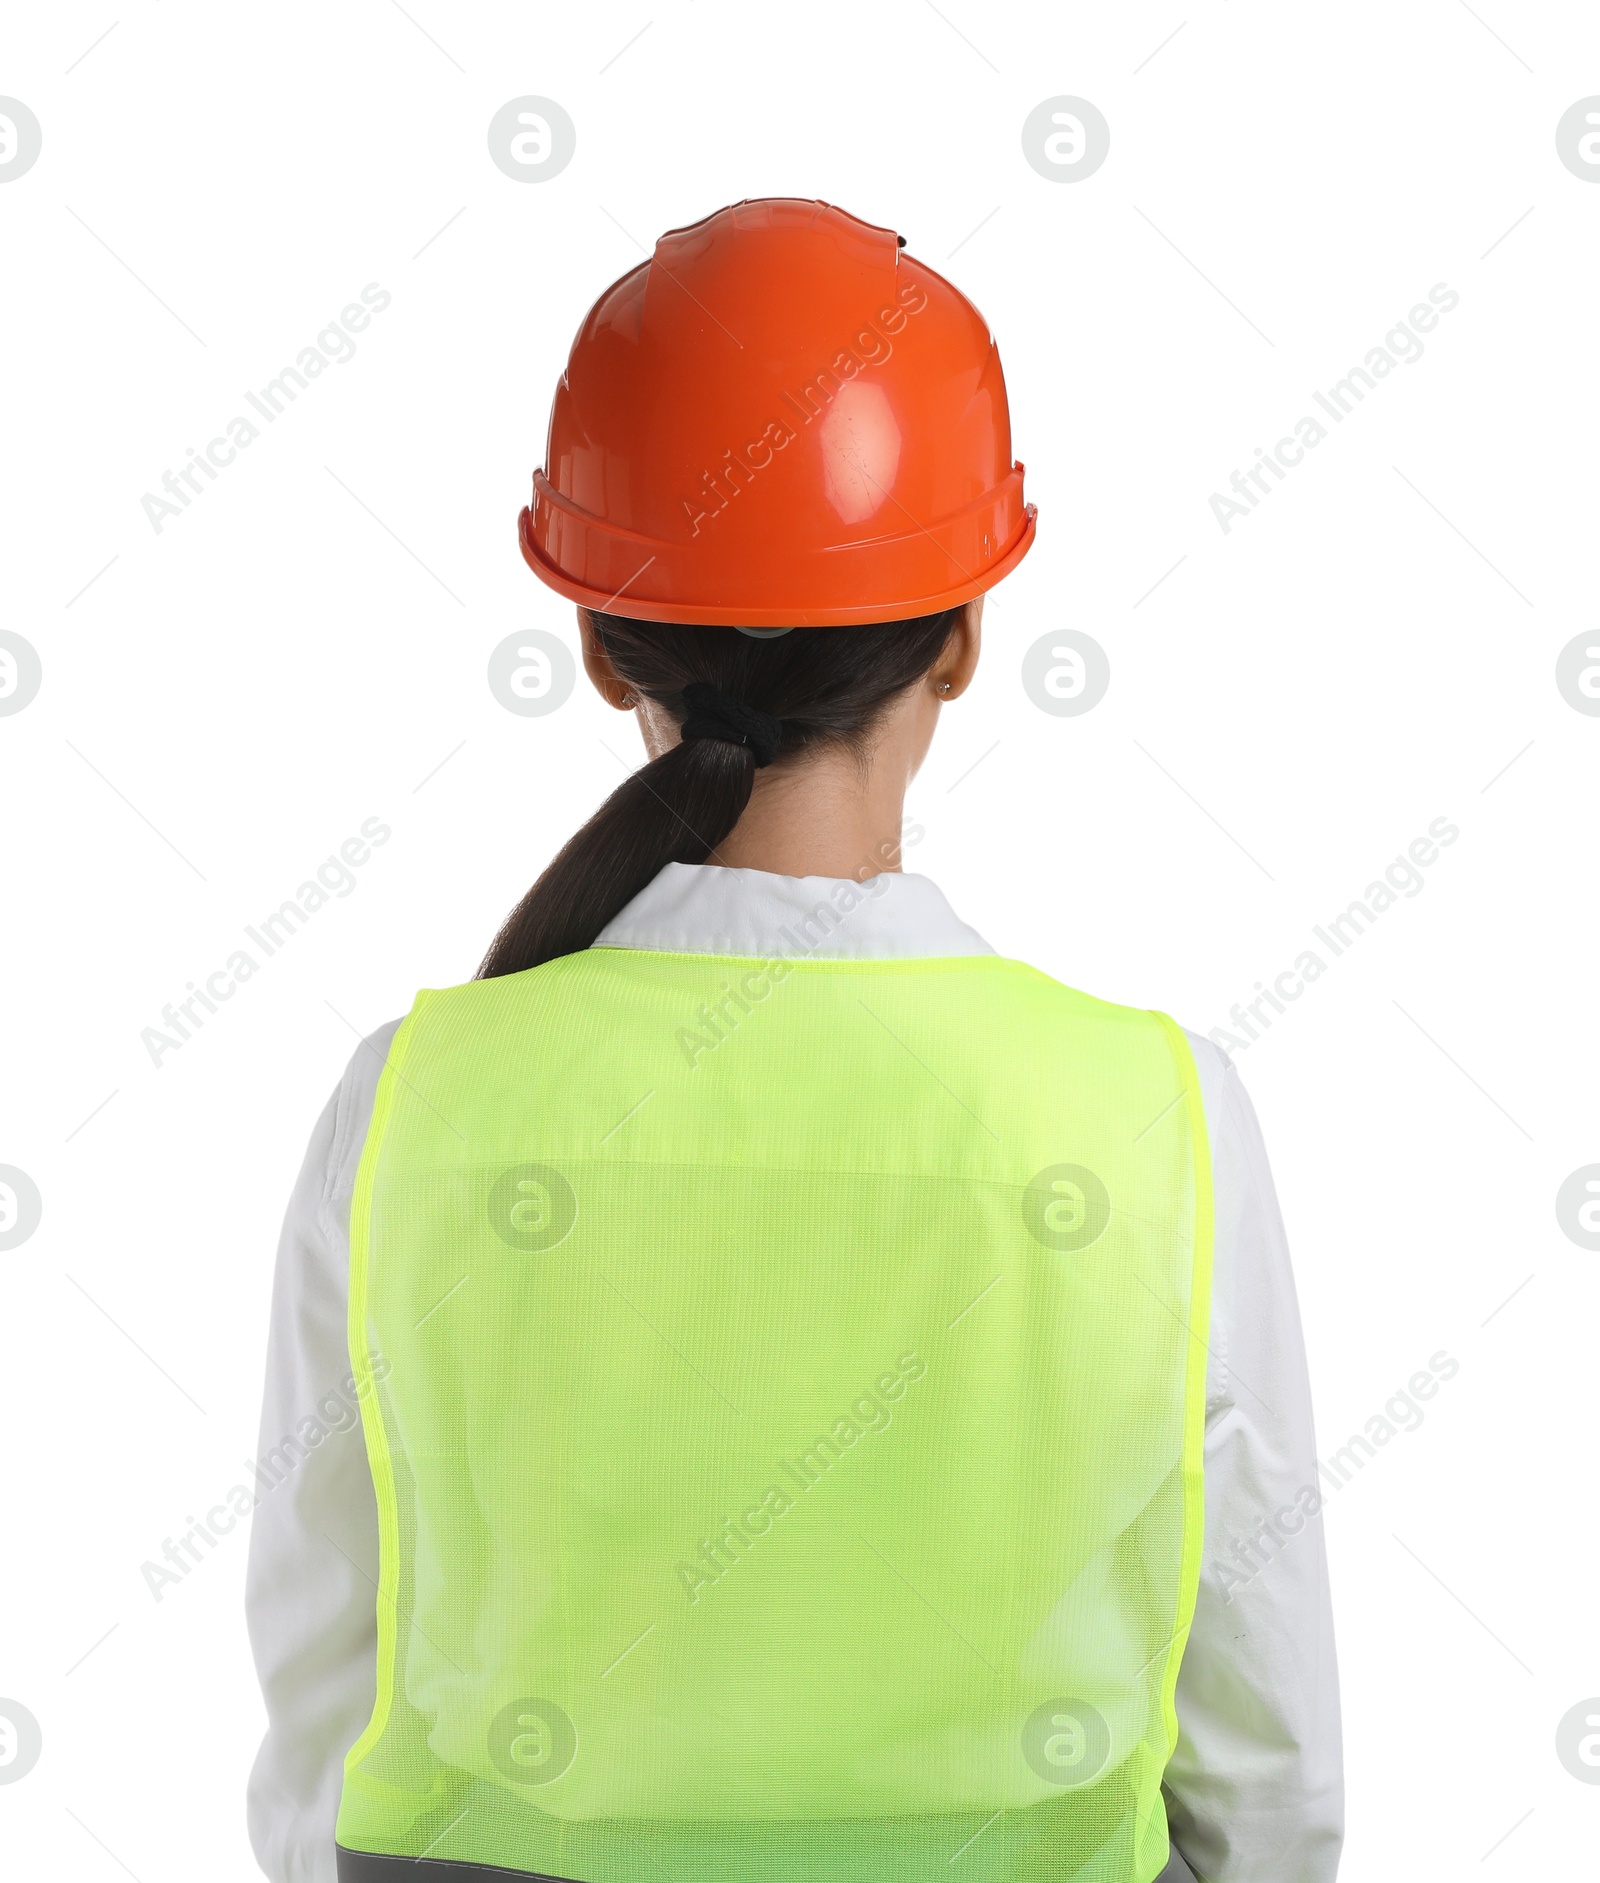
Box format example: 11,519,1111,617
594,862,994,961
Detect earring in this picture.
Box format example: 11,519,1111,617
937,681,953,696
621,693,638,708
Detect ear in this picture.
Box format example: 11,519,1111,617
576,608,635,711
930,596,984,702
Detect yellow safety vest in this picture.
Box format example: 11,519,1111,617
336,945,1213,1883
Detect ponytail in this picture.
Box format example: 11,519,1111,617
477,607,960,978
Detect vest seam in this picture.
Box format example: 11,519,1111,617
337,988,431,1794
1146,1008,1216,1881
465,949,1077,988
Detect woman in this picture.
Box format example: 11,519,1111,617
248,200,1342,1883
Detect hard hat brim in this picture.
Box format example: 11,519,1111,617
517,501,1037,628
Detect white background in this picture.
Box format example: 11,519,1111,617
2,2,1597,1876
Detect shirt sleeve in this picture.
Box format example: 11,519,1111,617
1164,1040,1344,1882
245,1023,399,1883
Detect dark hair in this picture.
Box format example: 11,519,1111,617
477,606,961,978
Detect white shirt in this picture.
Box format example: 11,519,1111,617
246,864,1343,1883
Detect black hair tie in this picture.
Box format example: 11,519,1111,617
679,683,783,768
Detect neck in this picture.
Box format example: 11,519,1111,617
709,747,908,881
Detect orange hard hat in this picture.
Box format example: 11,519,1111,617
519,198,1036,627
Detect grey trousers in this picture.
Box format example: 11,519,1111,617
1156,1848,1200,1883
